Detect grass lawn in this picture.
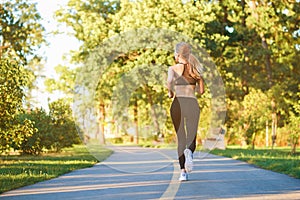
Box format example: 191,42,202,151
211,146,300,179
0,144,112,194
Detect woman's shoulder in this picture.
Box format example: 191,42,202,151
169,64,183,73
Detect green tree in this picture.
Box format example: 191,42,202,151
44,64,77,100
49,99,81,152
288,113,300,154
55,0,120,63
56,0,222,144
0,0,45,64
16,105,81,154
0,59,33,152
1,0,47,111
239,88,271,149
17,108,53,154
217,0,299,97
213,0,299,146
55,0,300,147
287,85,300,154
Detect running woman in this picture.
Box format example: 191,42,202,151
167,42,204,181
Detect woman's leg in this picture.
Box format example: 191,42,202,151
184,98,200,153
170,97,186,169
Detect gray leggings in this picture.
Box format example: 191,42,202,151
170,97,200,169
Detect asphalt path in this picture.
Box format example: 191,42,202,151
1,146,300,200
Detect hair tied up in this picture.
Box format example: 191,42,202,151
175,42,204,80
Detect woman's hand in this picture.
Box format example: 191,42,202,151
168,90,174,98
197,78,204,95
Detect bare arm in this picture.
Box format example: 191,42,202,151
197,77,204,95
167,67,174,98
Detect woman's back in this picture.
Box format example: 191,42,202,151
171,63,197,98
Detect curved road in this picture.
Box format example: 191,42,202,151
1,146,300,200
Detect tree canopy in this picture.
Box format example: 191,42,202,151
1,0,299,153
0,0,45,64
53,0,300,149
0,0,80,154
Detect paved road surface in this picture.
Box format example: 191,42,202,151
1,146,300,200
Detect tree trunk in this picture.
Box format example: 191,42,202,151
133,98,139,144
291,142,296,154
0,45,9,59
240,0,249,95
271,113,277,149
260,33,272,88
98,103,106,144
266,120,269,147
271,99,277,149
241,0,246,26
144,86,160,138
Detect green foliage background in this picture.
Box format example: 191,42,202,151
0,0,299,153
54,0,299,149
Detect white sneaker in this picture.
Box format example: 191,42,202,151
179,172,188,181
184,148,193,173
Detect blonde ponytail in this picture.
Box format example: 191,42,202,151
175,42,204,80
189,53,203,80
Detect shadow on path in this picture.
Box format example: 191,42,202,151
1,146,300,200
